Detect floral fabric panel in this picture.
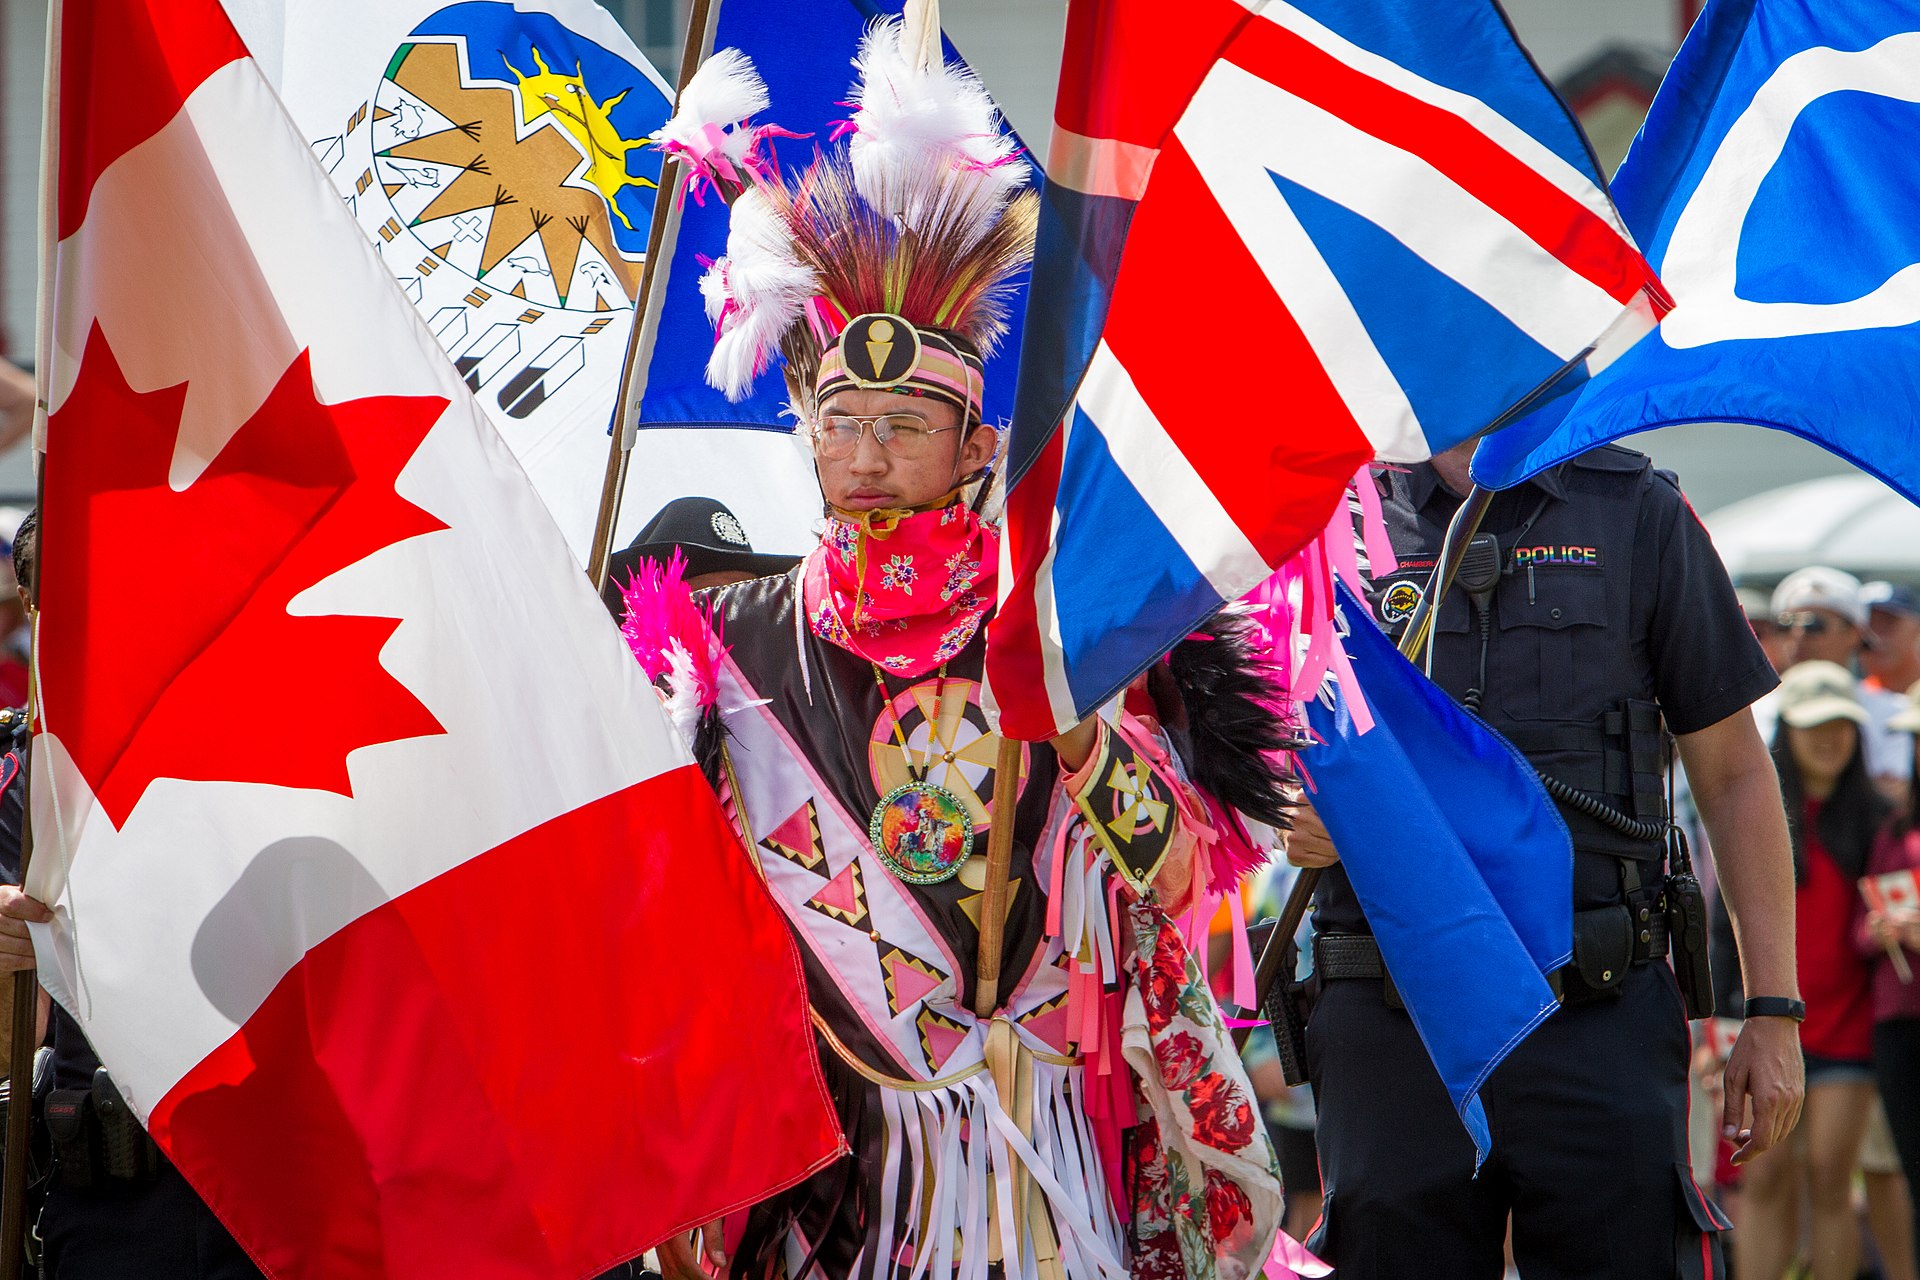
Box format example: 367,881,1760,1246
1122,898,1285,1280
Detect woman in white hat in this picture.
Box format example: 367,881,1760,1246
1735,661,1891,1280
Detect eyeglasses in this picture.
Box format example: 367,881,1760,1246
811,412,964,461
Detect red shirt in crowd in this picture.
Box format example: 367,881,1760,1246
1797,800,1876,1061
1856,824,1920,1025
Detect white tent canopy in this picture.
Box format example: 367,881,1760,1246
1703,473,1920,587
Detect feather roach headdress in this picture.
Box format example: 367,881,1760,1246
681,0,1037,418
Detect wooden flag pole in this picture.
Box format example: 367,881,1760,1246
972,734,1024,1018
2,1,62,1271
585,0,724,592
0,694,37,1280
1233,484,1495,1052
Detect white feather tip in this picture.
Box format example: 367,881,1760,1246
654,47,770,148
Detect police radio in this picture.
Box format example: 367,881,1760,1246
1664,825,1715,1020
1456,533,1502,712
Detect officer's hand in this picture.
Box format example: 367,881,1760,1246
0,885,50,973
1284,804,1340,868
1721,1015,1804,1166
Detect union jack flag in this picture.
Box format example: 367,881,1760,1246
984,0,1670,740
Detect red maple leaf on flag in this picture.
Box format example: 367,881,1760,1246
40,324,452,825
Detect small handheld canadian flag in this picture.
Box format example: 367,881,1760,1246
1860,870,1919,986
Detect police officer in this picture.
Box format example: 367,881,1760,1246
1288,443,1805,1278
0,513,265,1279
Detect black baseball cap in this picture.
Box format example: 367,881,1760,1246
601,497,800,614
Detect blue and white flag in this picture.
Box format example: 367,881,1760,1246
1474,0,1920,501
1302,583,1573,1162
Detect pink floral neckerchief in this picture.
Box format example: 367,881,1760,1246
800,501,997,677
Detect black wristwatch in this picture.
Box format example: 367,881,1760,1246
1742,996,1806,1022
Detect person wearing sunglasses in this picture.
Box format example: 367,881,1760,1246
1773,566,1873,670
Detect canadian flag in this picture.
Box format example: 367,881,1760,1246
33,1,843,1276
1867,868,1920,917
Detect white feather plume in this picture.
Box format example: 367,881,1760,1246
702,186,817,400
845,12,1029,242
698,256,732,327
660,641,706,750
651,47,770,153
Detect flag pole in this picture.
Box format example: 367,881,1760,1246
1,618,39,1280
972,735,1023,1017
1234,484,1494,1052
585,0,724,592
1,1,61,1270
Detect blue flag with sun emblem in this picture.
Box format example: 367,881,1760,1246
1473,0,1920,504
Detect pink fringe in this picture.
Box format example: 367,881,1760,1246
1353,461,1398,578
1239,471,1382,739
659,120,811,207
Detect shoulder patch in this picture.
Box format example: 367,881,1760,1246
1570,443,1653,474
1379,578,1425,623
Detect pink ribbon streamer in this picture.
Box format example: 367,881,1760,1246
1352,461,1398,577
1291,536,1334,704
1323,494,1368,605
1044,810,1072,939
1227,887,1257,1009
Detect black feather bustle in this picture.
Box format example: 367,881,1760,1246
693,707,729,795
1159,612,1303,830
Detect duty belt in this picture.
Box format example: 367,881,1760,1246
41,1069,164,1190
1316,903,1671,1010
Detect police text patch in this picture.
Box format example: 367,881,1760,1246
1511,545,1603,569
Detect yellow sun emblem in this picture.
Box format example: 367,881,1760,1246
507,46,655,230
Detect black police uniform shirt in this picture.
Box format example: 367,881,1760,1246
1315,445,1778,933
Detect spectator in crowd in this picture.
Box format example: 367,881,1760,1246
0,508,31,707
0,358,32,454
1862,688,1920,1250
1862,583,1920,798
1774,566,1871,670
1730,661,1891,1280
1741,585,1796,674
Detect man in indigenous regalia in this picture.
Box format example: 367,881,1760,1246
619,10,1318,1280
